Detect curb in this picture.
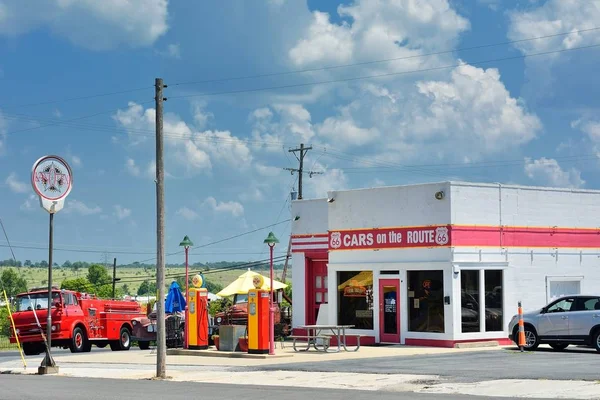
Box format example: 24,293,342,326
166,349,294,359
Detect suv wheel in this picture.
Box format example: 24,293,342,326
523,326,540,350
592,330,600,353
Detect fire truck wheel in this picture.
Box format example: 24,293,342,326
70,327,88,353
110,326,132,351
138,341,150,350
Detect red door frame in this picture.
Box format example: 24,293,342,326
305,253,328,325
379,278,401,343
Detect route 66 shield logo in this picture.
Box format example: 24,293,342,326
330,232,342,249
434,227,449,245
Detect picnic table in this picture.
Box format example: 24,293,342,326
289,324,361,352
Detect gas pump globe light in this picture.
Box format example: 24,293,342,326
192,274,203,288
252,274,264,289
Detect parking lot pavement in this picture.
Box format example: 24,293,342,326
255,346,600,383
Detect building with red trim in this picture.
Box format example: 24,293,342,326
290,181,600,347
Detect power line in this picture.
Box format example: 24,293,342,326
131,219,292,265
4,40,599,149
169,27,600,87
0,86,153,110
167,43,600,101
115,256,288,284
1,27,596,112
316,149,600,175
0,243,286,257
2,100,154,137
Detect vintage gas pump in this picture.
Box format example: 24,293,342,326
187,274,209,350
248,274,270,354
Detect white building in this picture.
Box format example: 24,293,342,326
290,181,600,347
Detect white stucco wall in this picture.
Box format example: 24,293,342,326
290,198,328,329
451,182,600,340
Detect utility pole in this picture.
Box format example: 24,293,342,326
284,143,321,200
111,258,120,299
155,77,167,379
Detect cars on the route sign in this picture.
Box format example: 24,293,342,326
508,295,600,352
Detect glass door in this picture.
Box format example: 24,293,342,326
379,278,400,343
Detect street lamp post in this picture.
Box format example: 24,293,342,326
263,231,279,356
179,235,194,349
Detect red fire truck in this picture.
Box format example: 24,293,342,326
8,287,147,356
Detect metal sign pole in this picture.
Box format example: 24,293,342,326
41,212,56,372
31,155,73,375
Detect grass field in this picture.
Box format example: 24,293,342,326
0,265,292,297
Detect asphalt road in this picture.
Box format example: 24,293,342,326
257,347,600,382
0,375,551,400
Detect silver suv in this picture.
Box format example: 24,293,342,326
508,295,600,352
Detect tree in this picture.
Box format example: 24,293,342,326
121,284,130,295
0,269,27,298
60,277,93,292
62,260,72,269
137,280,157,296
87,264,110,286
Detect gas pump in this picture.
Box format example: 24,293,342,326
248,274,270,354
188,274,209,350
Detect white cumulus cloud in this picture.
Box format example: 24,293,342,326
113,205,131,220
202,197,244,217
524,157,585,189
0,0,169,50
65,199,102,215
176,206,199,221
5,172,28,193
125,158,140,177
508,0,600,55
289,0,469,73
114,102,253,176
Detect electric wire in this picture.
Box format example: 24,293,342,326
0,86,154,110
2,27,597,110
131,219,292,265
167,43,600,101
169,27,600,87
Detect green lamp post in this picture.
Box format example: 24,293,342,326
179,235,194,349
263,231,279,355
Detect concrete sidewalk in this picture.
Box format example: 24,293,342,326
1,345,599,399
13,343,507,367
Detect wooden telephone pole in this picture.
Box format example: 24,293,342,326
155,78,167,379
284,143,322,200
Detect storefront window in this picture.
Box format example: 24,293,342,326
407,271,444,333
461,270,480,333
485,270,503,331
337,271,373,329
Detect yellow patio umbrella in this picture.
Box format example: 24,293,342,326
337,271,373,290
216,269,288,297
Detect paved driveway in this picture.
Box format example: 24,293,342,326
257,346,600,382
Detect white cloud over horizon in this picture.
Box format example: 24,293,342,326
0,0,169,50
524,157,585,189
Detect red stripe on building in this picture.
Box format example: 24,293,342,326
452,225,600,248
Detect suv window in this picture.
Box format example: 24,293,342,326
575,297,600,311
546,298,575,313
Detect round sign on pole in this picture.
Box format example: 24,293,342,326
31,155,73,214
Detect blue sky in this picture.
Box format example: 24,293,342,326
1,0,600,266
